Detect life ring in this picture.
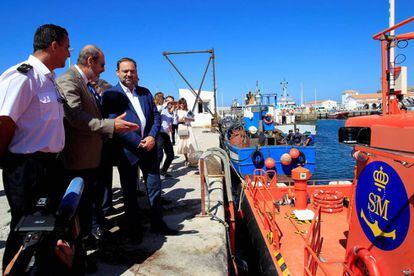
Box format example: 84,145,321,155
252,149,265,168
263,114,274,125
348,247,381,276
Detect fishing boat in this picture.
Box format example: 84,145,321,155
327,110,349,119
225,11,414,276
220,82,317,178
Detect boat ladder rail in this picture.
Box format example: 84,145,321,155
245,169,283,251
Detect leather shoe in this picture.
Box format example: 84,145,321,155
82,235,98,250
150,222,178,235
91,227,105,241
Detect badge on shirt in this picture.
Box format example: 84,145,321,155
17,63,33,73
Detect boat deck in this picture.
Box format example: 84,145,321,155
276,205,349,275
244,181,352,275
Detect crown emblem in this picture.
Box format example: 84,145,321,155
373,166,389,191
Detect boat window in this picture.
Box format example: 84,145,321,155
338,127,371,145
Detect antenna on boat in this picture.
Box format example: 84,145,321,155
280,79,288,99
300,82,304,107
389,0,396,94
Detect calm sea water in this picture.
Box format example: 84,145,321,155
311,120,355,180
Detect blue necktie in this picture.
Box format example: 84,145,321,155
87,82,101,104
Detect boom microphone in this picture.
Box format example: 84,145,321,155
57,177,84,223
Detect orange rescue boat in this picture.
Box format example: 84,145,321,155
236,15,414,276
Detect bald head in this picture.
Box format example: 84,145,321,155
76,44,105,82
77,45,103,66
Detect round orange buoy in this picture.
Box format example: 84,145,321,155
265,157,275,169
289,148,300,159
280,153,292,166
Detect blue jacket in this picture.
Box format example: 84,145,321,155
101,83,160,164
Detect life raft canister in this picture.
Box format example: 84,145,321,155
312,190,344,213
263,113,274,125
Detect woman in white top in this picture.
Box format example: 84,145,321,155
154,92,164,112
176,98,198,165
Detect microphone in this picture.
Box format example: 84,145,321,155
57,177,84,223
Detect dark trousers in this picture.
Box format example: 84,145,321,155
2,152,65,272
171,124,178,145
64,168,103,238
157,132,175,174
99,141,115,213
117,147,163,232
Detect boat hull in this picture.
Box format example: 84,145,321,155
241,194,279,276
225,141,316,176
327,112,349,119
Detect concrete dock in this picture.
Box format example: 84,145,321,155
0,128,229,275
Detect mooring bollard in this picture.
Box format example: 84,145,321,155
291,166,311,210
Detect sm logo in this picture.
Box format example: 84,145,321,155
356,161,410,250
367,193,390,220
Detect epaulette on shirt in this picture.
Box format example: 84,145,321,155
17,63,33,73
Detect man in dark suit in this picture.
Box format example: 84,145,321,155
57,46,138,246
101,57,177,237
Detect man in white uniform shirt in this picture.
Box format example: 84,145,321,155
0,24,71,273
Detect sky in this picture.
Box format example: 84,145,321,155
0,0,413,106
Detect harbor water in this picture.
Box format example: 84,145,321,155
312,119,355,180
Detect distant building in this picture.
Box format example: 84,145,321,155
179,88,216,127
341,89,414,110
341,90,380,110
305,99,337,111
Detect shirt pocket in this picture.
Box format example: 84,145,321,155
37,91,60,120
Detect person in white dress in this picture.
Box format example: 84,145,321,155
176,98,198,165
154,92,164,112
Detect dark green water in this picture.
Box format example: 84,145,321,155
312,119,355,180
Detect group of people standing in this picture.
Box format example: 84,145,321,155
154,93,199,170
0,24,197,275
285,128,314,146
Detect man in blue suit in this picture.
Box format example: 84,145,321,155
101,57,177,238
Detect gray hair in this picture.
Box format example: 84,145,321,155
77,45,103,66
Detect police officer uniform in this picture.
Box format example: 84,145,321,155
0,55,65,269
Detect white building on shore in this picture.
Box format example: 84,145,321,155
305,99,337,111
179,88,216,127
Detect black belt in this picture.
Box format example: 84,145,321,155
9,151,59,160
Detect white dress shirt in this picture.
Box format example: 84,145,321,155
73,64,88,85
119,82,146,136
0,55,64,153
